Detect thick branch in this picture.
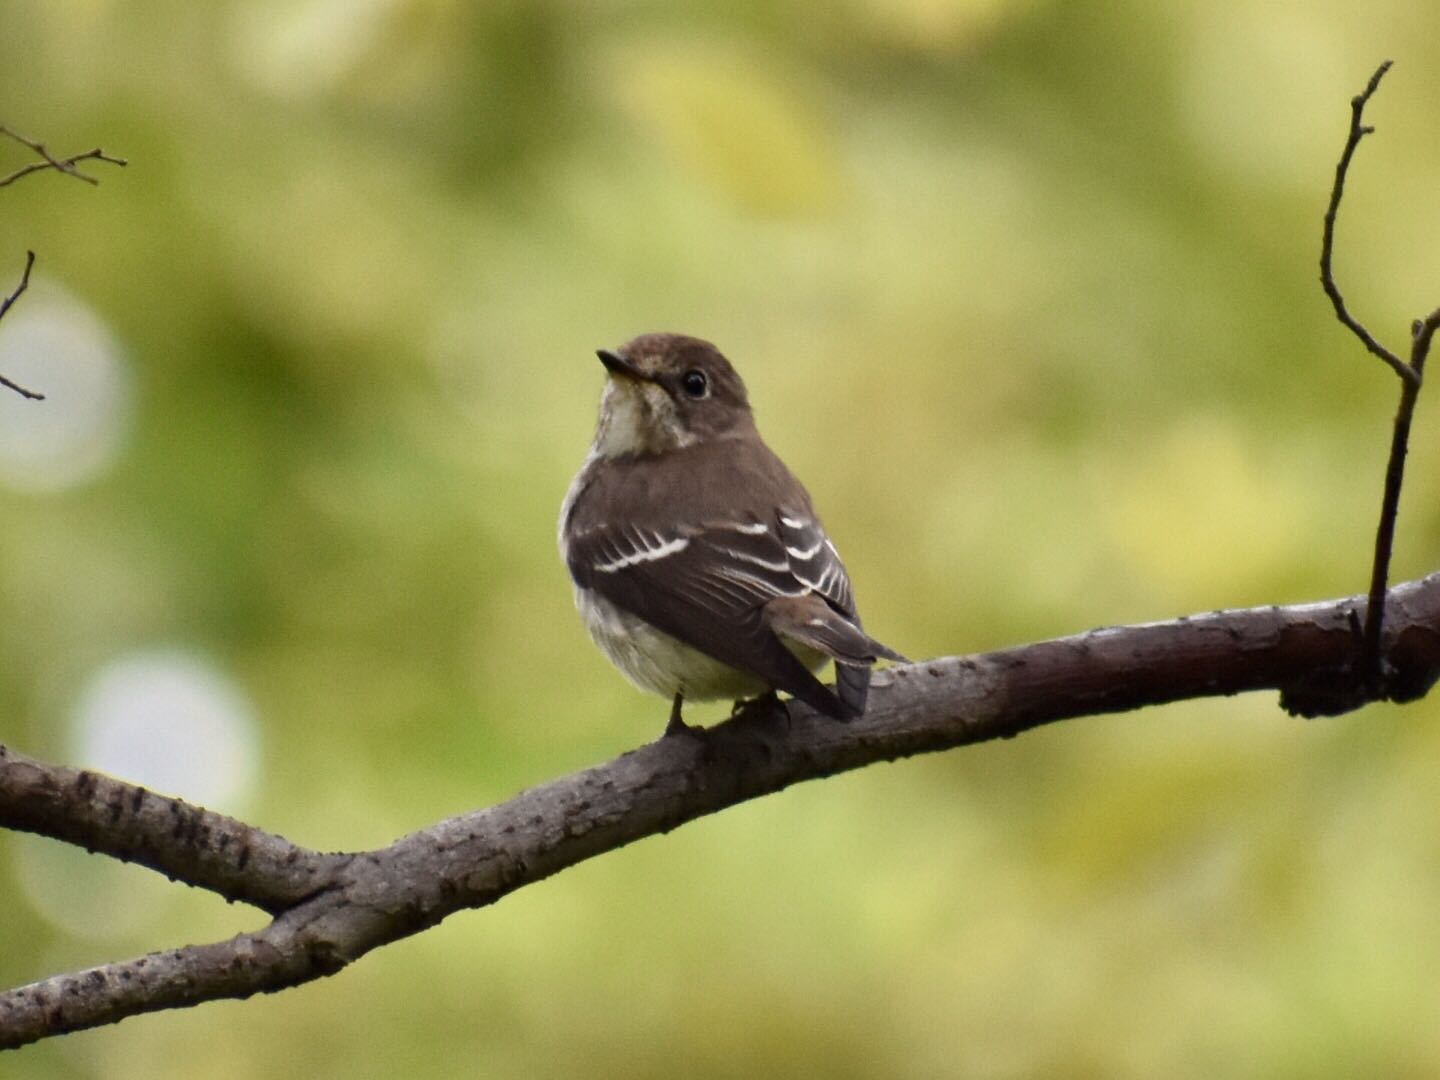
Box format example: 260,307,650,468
0,745,347,913
5,573,1440,1049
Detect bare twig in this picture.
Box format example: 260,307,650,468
1318,61,1417,387
4,574,1440,1048
0,251,34,324
1361,311,1440,688
0,251,42,400
0,126,125,399
0,126,127,188
1311,60,1435,704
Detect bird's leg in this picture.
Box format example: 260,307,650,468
663,692,695,738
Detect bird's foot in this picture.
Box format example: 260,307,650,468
731,690,790,731
662,693,704,741
663,714,703,740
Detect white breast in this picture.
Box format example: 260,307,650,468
574,585,769,701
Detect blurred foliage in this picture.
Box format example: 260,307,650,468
3,0,1440,1076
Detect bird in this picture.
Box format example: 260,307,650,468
558,332,905,736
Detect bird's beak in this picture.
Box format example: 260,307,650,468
596,348,650,382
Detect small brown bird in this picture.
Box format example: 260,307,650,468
559,333,904,735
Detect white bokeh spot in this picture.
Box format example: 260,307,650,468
229,0,403,98
71,650,261,813
0,283,130,493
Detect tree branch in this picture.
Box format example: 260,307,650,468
1300,60,1437,712
0,744,347,913
4,574,1440,1049
0,125,126,399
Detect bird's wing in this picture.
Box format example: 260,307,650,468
566,511,887,717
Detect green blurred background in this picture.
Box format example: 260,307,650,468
3,0,1440,1076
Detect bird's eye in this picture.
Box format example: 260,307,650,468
680,369,709,399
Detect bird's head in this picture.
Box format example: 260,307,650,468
591,333,754,458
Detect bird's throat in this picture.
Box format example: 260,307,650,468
592,381,694,458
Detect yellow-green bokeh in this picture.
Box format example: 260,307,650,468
4,1,1440,1076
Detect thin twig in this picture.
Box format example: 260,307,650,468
1318,60,1418,388
0,251,42,400
1361,308,1440,685
0,125,127,401
1317,61,1433,693
0,250,34,323
0,125,127,188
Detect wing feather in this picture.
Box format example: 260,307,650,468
567,511,870,714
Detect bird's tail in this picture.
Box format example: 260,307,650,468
835,662,873,718
766,595,907,720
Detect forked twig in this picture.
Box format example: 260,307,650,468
0,125,127,188
0,125,125,400
1313,59,1436,704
